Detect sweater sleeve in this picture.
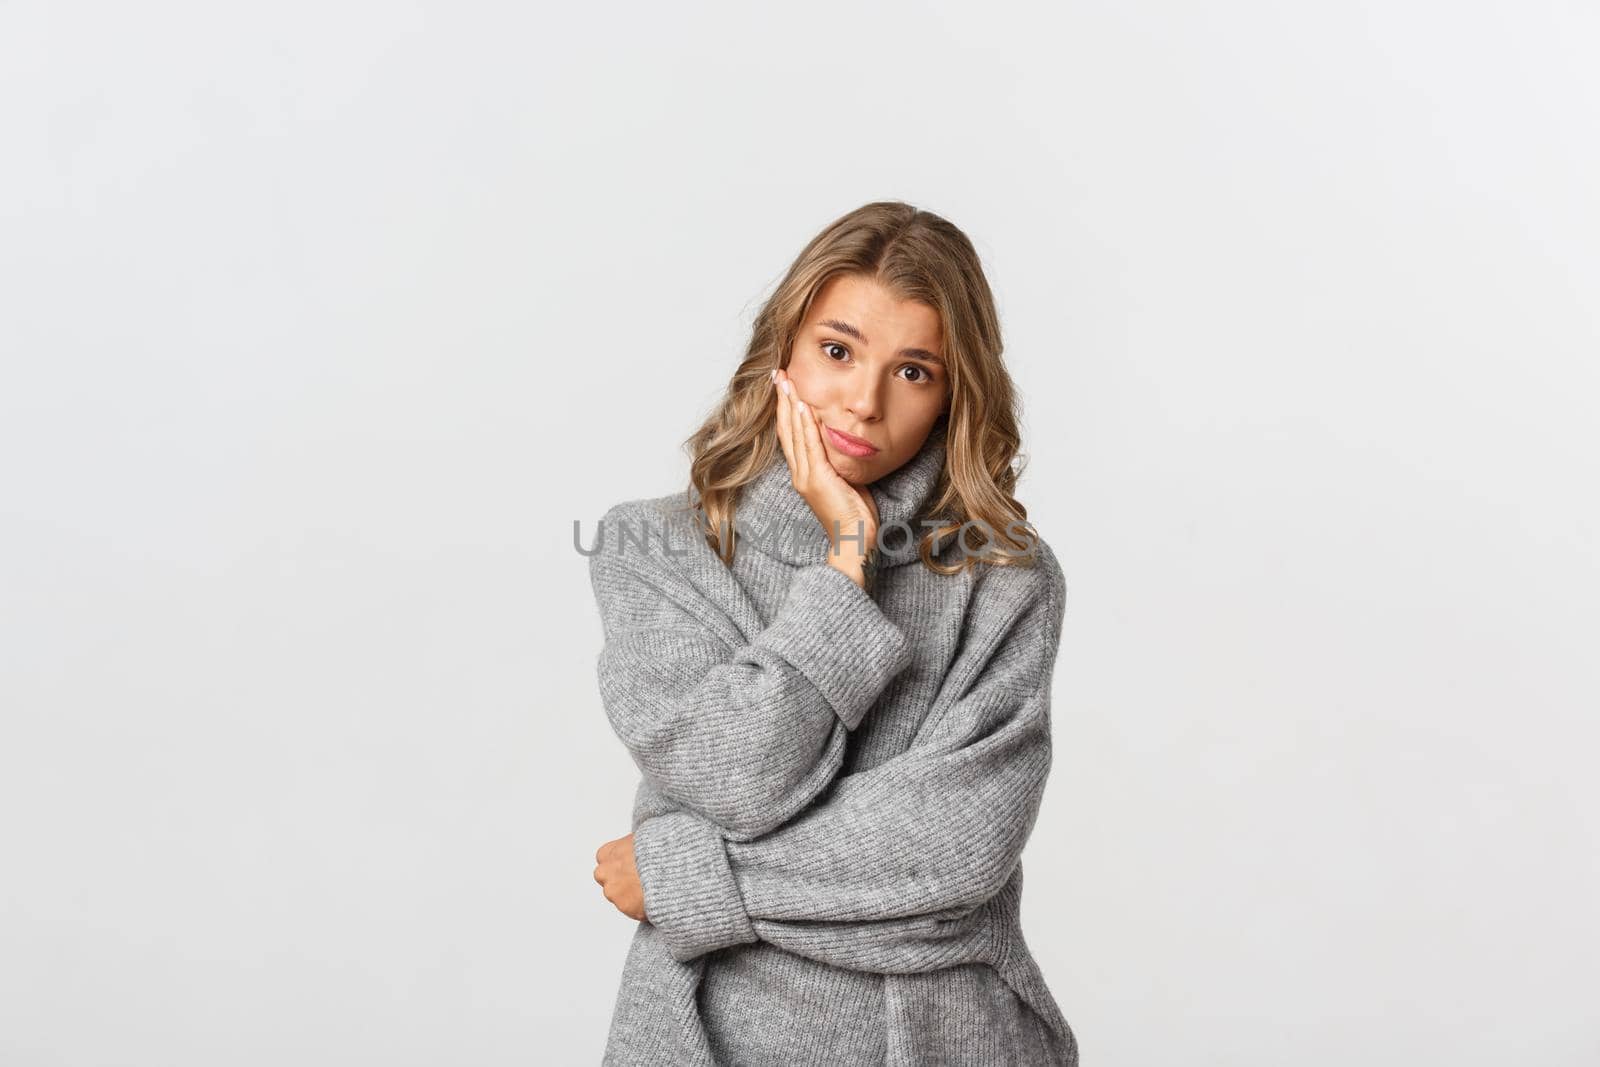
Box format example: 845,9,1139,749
588,503,913,839
632,556,1067,965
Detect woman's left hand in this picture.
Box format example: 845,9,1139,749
594,833,647,921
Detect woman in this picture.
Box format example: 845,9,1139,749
587,201,1076,1065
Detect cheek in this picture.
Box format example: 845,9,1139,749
886,405,940,439
785,366,831,405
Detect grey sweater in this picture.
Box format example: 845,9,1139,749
586,419,1077,1065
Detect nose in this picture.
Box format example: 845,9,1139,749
844,374,885,423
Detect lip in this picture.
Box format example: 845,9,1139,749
823,424,880,457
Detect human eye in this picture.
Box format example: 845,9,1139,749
821,341,851,362
898,364,936,385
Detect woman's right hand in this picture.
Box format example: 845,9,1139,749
773,367,880,586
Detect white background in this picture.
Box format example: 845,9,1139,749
3,1,1597,1064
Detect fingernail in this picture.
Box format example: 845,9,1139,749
780,380,791,396
770,368,776,383
795,400,806,413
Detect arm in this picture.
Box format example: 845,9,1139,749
588,502,913,838
632,550,1068,966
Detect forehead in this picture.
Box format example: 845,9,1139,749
807,274,942,345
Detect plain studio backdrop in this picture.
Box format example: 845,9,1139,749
2,1,1596,1064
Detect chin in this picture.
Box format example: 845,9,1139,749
836,455,884,485
817,444,859,473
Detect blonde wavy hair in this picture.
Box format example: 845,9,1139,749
680,200,1037,576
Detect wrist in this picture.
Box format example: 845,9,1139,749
827,543,881,594
827,554,866,588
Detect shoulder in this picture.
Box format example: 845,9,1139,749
937,528,1067,689
966,527,1066,616
586,492,742,638
1022,531,1066,604
594,490,703,547
945,527,1068,666
596,490,694,532
588,490,713,584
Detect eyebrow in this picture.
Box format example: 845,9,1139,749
816,318,945,367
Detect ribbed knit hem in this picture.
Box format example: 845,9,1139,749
633,811,759,963
755,562,913,730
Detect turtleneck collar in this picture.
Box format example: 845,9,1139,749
734,417,950,568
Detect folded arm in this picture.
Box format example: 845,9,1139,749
588,502,912,838
631,551,1068,966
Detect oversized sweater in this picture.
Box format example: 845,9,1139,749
585,418,1077,1065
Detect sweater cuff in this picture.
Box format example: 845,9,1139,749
633,811,758,963
755,562,913,730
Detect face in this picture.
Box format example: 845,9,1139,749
784,273,950,486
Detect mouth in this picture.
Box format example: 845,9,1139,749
823,424,880,458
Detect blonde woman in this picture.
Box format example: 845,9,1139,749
587,201,1075,1065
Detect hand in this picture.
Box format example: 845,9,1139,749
772,368,880,585
593,833,646,922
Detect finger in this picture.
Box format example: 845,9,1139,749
773,371,794,471
800,401,831,485
801,402,852,541
790,390,811,486
799,400,824,467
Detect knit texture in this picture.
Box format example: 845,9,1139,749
587,418,1077,1065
